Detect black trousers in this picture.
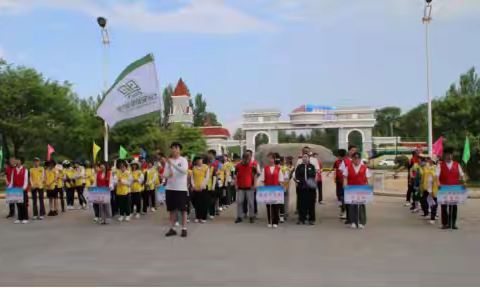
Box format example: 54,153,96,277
76,185,87,206
142,190,154,213
193,190,209,220
16,190,29,221
441,204,458,228
254,190,258,214
66,187,75,206
117,194,130,216
431,197,438,220
410,188,419,210
317,181,323,203
266,204,280,225
57,187,65,212
336,182,346,213
298,187,316,222
349,204,366,226
208,190,217,216
421,190,430,216
8,203,15,217
31,188,46,217
406,183,413,202
131,192,142,214
110,189,117,216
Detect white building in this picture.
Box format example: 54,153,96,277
169,78,193,126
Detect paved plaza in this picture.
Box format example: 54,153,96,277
1,178,480,286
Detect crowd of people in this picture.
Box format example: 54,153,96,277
404,146,466,230
3,141,466,237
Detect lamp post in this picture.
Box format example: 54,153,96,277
423,0,433,157
97,17,109,162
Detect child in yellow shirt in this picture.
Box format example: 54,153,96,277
45,160,59,216
142,159,158,214
130,160,144,218
115,160,132,222
30,157,46,220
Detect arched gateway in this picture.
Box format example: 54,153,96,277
242,105,375,155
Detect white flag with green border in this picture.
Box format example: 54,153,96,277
97,54,161,127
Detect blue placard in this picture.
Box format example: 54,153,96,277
87,187,110,204
156,186,166,203
437,185,467,205
256,186,284,204
6,188,24,204
344,185,373,204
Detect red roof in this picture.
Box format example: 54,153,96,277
200,127,231,137
292,105,306,113
173,78,189,97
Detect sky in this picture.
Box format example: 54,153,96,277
1,0,480,133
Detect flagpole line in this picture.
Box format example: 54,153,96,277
151,54,162,127
102,28,110,162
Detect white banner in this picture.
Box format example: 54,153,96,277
97,54,161,127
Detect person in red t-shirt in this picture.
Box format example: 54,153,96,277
5,157,17,218
235,154,257,224
436,146,466,230
327,149,348,219
93,161,110,225
343,152,371,229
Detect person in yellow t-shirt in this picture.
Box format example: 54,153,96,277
217,158,227,211
62,160,76,210
55,163,65,212
45,160,59,216
30,157,46,219
191,156,209,223
73,161,87,210
130,160,144,218
223,155,234,206
143,159,158,214
115,160,132,222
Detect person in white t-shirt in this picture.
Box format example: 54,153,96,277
163,142,189,238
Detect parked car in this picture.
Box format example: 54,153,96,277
379,159,396,166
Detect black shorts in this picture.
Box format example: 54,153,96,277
165,190,188,212
47,189,58,199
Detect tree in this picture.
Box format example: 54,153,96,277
205,112,221,126
162,85,173,128
193,93,207,126
373,107,401,136
233,128,245,140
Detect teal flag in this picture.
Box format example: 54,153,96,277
119,145,128,160
463,136,471,164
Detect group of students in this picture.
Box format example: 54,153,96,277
406,146,466,230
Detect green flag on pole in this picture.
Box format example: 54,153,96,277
119,145,128,160
0,147,3,170
463,136,471,164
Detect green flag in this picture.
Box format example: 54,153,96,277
0,147,3,170
463,136,471,163
119,145,128,160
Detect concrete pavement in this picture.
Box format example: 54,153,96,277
1,178,480,286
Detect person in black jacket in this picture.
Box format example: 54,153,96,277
295,153,317,225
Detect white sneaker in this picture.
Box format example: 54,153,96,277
151,207,156,212
135,213,140,219
38,216,44,220
429,220,435,225
209,215,214,220
358,224,365,229
340,212,347,219
14,220,21,224
268,224,272,228
279,216,285,223
201,220,207,223
350,223,357,229
175,221,180,226
219,207,223,212
32,216,38,220
273,224,278,228
118,216,124,222
404,202,410,206
187,219,190,223
125,215,131,222
82,205,87,210
411,208,419,213
194,219,199,223
22,220,29,224
94,217,99,222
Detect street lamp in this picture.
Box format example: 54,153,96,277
423,0,433,157
97,17,110,162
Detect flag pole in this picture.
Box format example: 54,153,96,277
98,17,110,162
